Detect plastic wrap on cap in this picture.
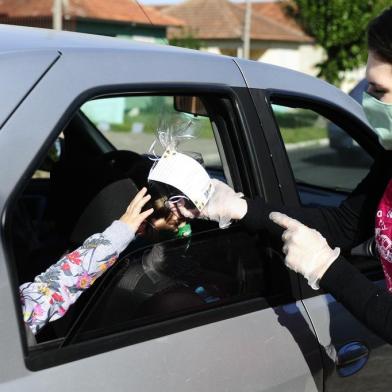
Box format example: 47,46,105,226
148,149,214,211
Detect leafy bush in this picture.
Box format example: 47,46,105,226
273,110,319,128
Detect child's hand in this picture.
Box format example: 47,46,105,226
120,187,154,233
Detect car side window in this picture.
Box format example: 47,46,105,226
64,226,275,345
9,92,292,362
270,103,374,205
81,96,222,169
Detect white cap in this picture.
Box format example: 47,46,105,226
148,149,214,211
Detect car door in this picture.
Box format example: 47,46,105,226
236,58,392,391
0,44,323,391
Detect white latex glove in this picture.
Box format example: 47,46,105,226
269,212,340,290
171,179,247,229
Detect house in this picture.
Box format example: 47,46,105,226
0,0,183,44
160,0,323,77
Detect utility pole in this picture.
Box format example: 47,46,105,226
53,0,63,31
243,0,252,60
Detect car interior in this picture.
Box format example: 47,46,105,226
10,94,284,347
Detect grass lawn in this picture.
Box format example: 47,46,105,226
280,126,327,144
110,114,214,139
107,113,328,144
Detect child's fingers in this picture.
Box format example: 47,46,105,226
129,187,147,208
135,208,154,226
134,194,151,212
127,193,150,215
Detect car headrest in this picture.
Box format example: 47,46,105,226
70,178,138,247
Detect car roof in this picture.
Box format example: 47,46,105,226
0,24,201,54
0,24,370,127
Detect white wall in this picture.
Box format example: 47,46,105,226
258,44,323,77
202,41,363,92
202,41,323,78
340,66,366,93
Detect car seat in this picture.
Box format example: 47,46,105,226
36,177,139,342
50,114,143,238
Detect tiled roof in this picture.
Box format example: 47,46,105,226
246,1,309,37
161,0,312,42
0,0,184,26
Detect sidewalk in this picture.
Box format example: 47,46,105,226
285,138,329,151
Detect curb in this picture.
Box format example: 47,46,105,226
285,138,329,151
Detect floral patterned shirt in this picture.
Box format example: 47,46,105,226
20,220,134,335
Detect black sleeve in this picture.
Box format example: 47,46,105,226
320,257,392,344
242,154,392,250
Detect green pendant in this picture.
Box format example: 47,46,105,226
177,223,192,238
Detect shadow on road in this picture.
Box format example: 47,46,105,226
301,149,373,168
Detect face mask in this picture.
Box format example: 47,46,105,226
362,92,392,149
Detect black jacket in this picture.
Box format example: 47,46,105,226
242,152,392,343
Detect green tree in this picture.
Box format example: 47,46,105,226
286,0,390,85
169,28,202,50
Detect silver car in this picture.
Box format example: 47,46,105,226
0,25,388,391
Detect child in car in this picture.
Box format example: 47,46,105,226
20,187,153,335
20,149,221,336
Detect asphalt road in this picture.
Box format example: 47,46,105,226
105,131,221,166
105,131,373,191
287,144,373,192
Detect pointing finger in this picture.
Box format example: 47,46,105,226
269,212,302,230
282,229,291,242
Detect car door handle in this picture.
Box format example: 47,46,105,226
336,341,369,377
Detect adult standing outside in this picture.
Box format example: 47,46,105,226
179,7,392,344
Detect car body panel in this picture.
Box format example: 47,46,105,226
302,286,392,391
1,24,389,392
0,24,245,88
0,45,246,199
0,24,212,53
0,27,322,391
0,302,321,391
242,77,392,391
234,58,370,128
0,50,60,129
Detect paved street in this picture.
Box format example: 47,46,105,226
106,131,373,192
105,131,222,166
287,144,373,191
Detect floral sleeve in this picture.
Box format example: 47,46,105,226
20,220,134,335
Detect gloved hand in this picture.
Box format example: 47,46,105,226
269,212,340,290
172,179,247,228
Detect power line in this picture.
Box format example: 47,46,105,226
134,0,154,25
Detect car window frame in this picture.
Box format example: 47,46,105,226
3,83,299,370
249,88,384,298
59,224,293,345
249,88,382,205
